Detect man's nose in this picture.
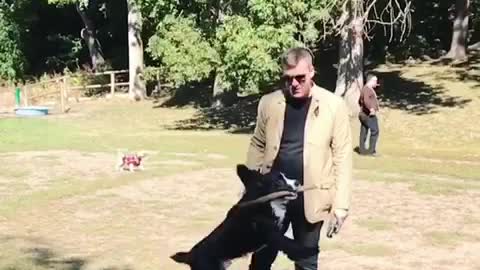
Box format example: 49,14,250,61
291,78,300,87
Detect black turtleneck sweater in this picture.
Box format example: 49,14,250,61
272,96,312,184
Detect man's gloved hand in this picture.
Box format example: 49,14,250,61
326,209,348,238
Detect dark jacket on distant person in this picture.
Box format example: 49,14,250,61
359,86,379,114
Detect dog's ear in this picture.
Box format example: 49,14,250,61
170,251,191,265
236,164,255,187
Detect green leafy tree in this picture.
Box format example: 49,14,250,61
147,0,339,106
147,15,219,88
0,1,25,81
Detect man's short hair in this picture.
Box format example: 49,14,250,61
366,73,377,82
281,47,314,69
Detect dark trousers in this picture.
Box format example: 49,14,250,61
248,195,323,270
359,113,379,154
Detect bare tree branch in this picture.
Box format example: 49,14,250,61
362,0,411,42
315,0,411,43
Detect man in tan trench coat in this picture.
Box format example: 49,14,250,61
246,47,353,270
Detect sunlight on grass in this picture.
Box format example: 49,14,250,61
356,218,395,231
411,180,467,195
355,169,480,196
0,168,30,179
353,151,480,181
423,231,467,247
0,165,196,218
339,243,396,257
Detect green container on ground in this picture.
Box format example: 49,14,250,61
15,87,21,106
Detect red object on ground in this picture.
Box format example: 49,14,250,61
122,154,142,168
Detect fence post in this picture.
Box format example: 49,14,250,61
64,77,70,111
60,77,66,113
110,72,115,97
24,86,29,106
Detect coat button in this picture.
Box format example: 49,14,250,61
273,146,278,150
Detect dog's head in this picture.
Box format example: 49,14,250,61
236,164,300,200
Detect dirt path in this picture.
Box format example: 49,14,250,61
1,163,478,270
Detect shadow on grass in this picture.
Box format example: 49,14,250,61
154,49,475,131
426,50,480,87
376,70,472,115
27,247,86,270
152,81,213,109
165,94,261,134
166,68,474,131
0,236,131,270
453,51,480,87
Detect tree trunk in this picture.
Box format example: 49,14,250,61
446,0,469,60
335,1,364,118
211,0,227,108
212,71,228,107
127,0,146,101
76,4,105,71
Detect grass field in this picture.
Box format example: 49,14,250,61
0,62,479,270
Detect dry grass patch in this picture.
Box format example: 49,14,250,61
356,218,395,231
323,241,396,257
423,231,468,247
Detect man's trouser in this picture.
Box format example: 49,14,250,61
359,113,379,154
248,194,323,270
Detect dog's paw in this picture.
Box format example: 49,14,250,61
283,245,319,261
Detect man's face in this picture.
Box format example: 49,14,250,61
282,59,314,99
368,77,379,89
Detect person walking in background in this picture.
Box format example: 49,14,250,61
358,74,380,156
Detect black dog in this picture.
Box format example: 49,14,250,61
170,164,318,270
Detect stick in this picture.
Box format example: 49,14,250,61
236,186,317,208
236,191,296,208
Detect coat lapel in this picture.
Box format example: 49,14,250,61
304,86,321,146
272,91,286,144
303,86,321,187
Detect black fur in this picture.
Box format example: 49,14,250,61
170,164,318,270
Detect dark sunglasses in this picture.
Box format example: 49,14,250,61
283,74,308,84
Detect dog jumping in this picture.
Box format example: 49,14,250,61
170,164,318,270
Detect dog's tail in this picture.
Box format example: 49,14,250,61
170,251,192,264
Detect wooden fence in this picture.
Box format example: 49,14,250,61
21,70,130,113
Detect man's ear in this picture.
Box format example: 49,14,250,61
309,67,315,79
236,164,254,187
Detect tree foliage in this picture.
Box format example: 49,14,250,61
215,15,298,94
147,0,340,95
4,0,480,97
0,1,25,81
147,15,219,88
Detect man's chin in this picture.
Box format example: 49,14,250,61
291,92,308,99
